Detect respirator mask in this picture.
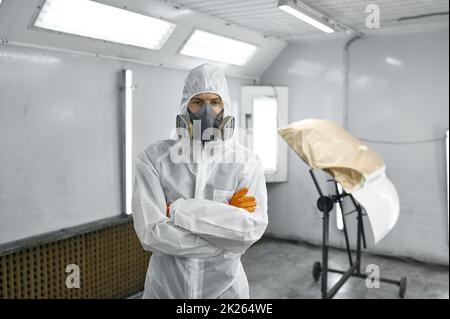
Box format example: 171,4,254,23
176,104,235,142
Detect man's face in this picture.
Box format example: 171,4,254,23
188,93,224,115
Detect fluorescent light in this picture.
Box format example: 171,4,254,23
33,0,176,50
279,4,335,33
447,130,449,241
253,97,278,173
385,56,403,67
180,30,258,66
124,69,133,215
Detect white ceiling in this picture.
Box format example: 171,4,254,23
0,0,287,79
171,0,449,39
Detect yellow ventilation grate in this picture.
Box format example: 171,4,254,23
0,218,150,299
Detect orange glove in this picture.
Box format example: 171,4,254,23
228,187,257,213
166,203,171,218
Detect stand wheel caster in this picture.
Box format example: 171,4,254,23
312,261,322,282
399,277,407,298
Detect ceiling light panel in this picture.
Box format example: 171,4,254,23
33,0,176,50
180,29,258,66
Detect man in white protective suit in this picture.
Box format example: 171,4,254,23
132,63,268,299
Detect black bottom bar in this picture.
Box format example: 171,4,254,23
327,267,402,286
326,261,360,299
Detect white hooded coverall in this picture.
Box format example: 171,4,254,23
132,64,268,299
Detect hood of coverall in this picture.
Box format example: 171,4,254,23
179,64,232,118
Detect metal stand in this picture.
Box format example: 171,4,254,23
309,169,407,299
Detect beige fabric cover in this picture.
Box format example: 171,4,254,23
278,119,385,193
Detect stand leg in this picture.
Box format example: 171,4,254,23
322,211,330,299
359,206,368,249
342,215,353,266
356,212,362,275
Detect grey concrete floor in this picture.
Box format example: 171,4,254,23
242,237,449,299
